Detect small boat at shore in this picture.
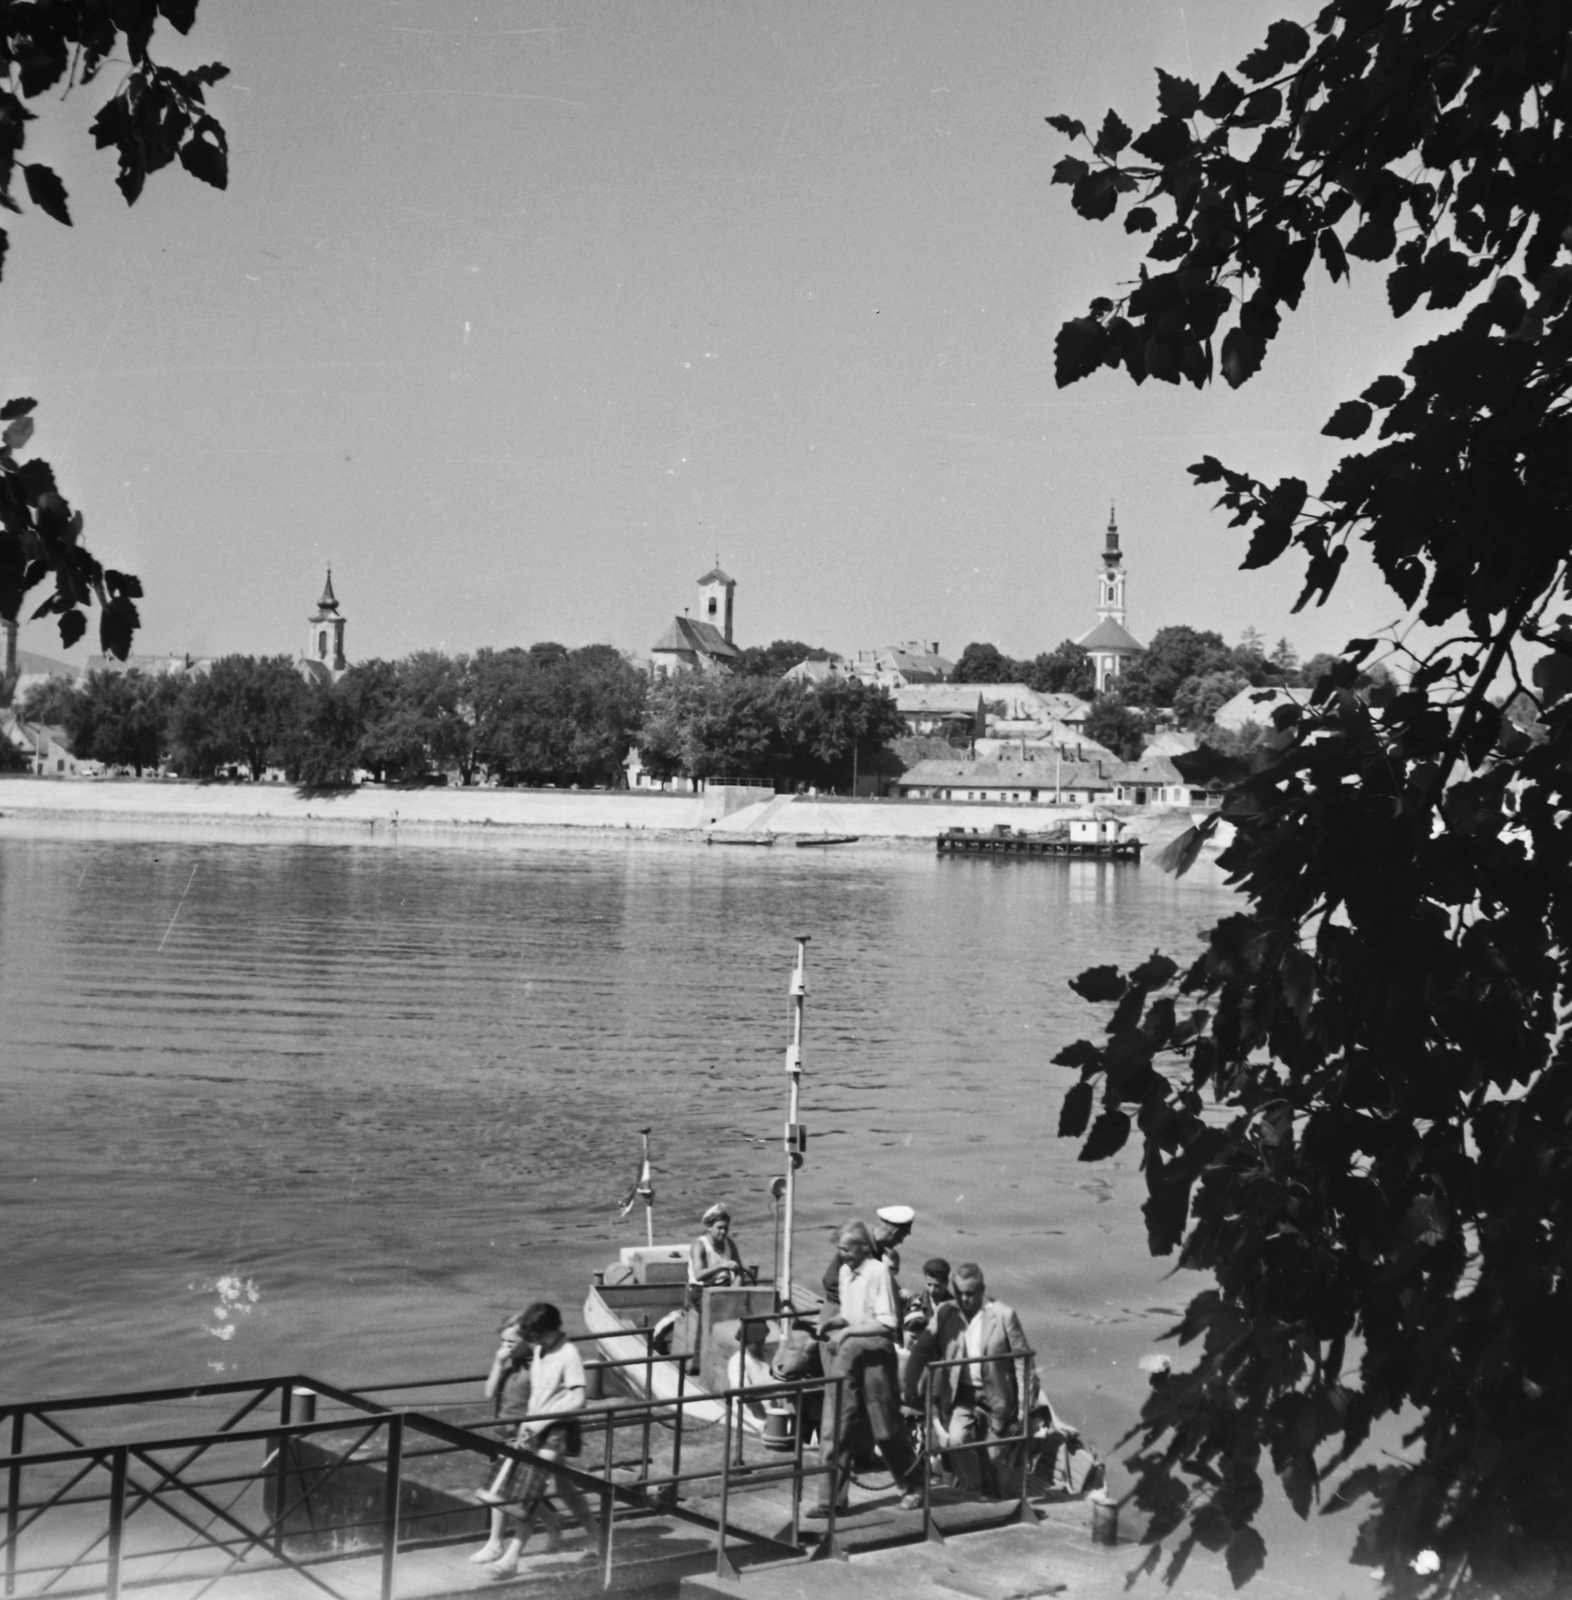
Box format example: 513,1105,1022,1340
795,834,858,847
705,834,776,846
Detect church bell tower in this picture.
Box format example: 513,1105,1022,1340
306,569,347,675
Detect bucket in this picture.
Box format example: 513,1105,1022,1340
761,1402,796,1453
1090,1491,1118,1546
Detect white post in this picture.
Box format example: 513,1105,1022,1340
779,936,809,1308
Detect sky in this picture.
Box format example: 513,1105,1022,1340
3,0,1439,671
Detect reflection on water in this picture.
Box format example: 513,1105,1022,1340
0,833,1234,1454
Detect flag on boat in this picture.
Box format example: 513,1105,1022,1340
619,1128,654,1217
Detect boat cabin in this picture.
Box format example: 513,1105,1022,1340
1068,817,1124,846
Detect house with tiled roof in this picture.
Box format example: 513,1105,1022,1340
651,566,742,678
892,685,984,743
847,640,953,688
893,757,1113,806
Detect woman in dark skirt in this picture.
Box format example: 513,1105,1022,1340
470,1314,562,1564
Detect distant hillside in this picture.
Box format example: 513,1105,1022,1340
16,648,80,677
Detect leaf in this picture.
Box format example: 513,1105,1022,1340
1080,1108,1131,1162
1156,69,1202,119
1220,326,1265,387
1154,824,1206,877
1130,951,1180,989
179,118,228,191
1532,651,1572,707
1093,109,1132,158
1052,155,1090,185
1264,20,1311,62
1361,375,1404,407
1199,72,1244,119
3,414,34,451
1054,316,1110,388
1322,400,1372,439
1059,1081,1094,1138
1238,44,1283,83
1124,205,1158,233
1132,118,1193,165
1346,212,1395,262
1280,947,1315,1024
1071,170,1120,221
1225,1526,1267,1588
1070,965,1127,1002
0,397,37,421
23,164,71,226
1317,227,1347,283
58,608,87,649
1045,113,1086,140
99,593,139,660
1051,1038,1103,1071
1242,518,1292,568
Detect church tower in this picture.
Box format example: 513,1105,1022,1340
695,563,736,644
1074,507,1144,692
305,569,347,676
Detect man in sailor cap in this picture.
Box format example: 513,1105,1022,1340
821,1203,915,1307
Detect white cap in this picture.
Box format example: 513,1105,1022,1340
876,1205,915,1227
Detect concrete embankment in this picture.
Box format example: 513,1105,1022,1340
0,775,1225,854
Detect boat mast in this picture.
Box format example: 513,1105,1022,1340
779,935,809,1308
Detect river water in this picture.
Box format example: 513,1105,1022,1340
2,829,1234,1433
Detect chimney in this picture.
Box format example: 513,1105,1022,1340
2,617,15,680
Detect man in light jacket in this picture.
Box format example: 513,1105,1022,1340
926,1262,1032,1496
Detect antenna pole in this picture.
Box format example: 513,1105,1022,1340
779,936,809,1308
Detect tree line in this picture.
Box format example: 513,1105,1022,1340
15,645,903,792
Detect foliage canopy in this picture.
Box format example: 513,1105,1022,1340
1047,2,1572,1594
1,1,227,667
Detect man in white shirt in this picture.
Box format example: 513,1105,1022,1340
807,1220,922,1517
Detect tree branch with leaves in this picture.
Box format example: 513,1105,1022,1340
1046,2,1572,1594
1,1,228,674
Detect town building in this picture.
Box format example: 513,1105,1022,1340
1074,509,1144,692
1110,753,1219,807
300,569,349,684
0,710,93,776
894,758,1113,806
892,686,985,744
650,566,742,677
845,641,952,688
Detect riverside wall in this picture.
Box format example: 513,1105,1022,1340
0,774,1219,852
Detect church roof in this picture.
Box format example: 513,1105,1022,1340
696,565,735,587
1075,616,1144,653
651,615,741,659
316,569,340,614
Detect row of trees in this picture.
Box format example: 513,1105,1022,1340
17,646,904,792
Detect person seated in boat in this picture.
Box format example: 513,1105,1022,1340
724,1317,776,1419
807,1220,924,1517
469,1313,563,1567
926,1263,1032,1498
480,1302,603,1577
819,1203,914,1309
688,1202,751,1298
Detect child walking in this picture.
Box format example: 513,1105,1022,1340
481,1302,602,1578
469,1313,563,1564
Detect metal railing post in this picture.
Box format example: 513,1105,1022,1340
1016,1353,1036,1525
5,1412,22,1599
923,1368,942,1544
669,1365,686,1503
788,1383,805,1548
714,1389,737,1580
270,1385,292,1558
600,1406,617,1590
821,1375,847,1561
379,1414,402,1600
639,1343,653,1491
105,1446,128,1600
